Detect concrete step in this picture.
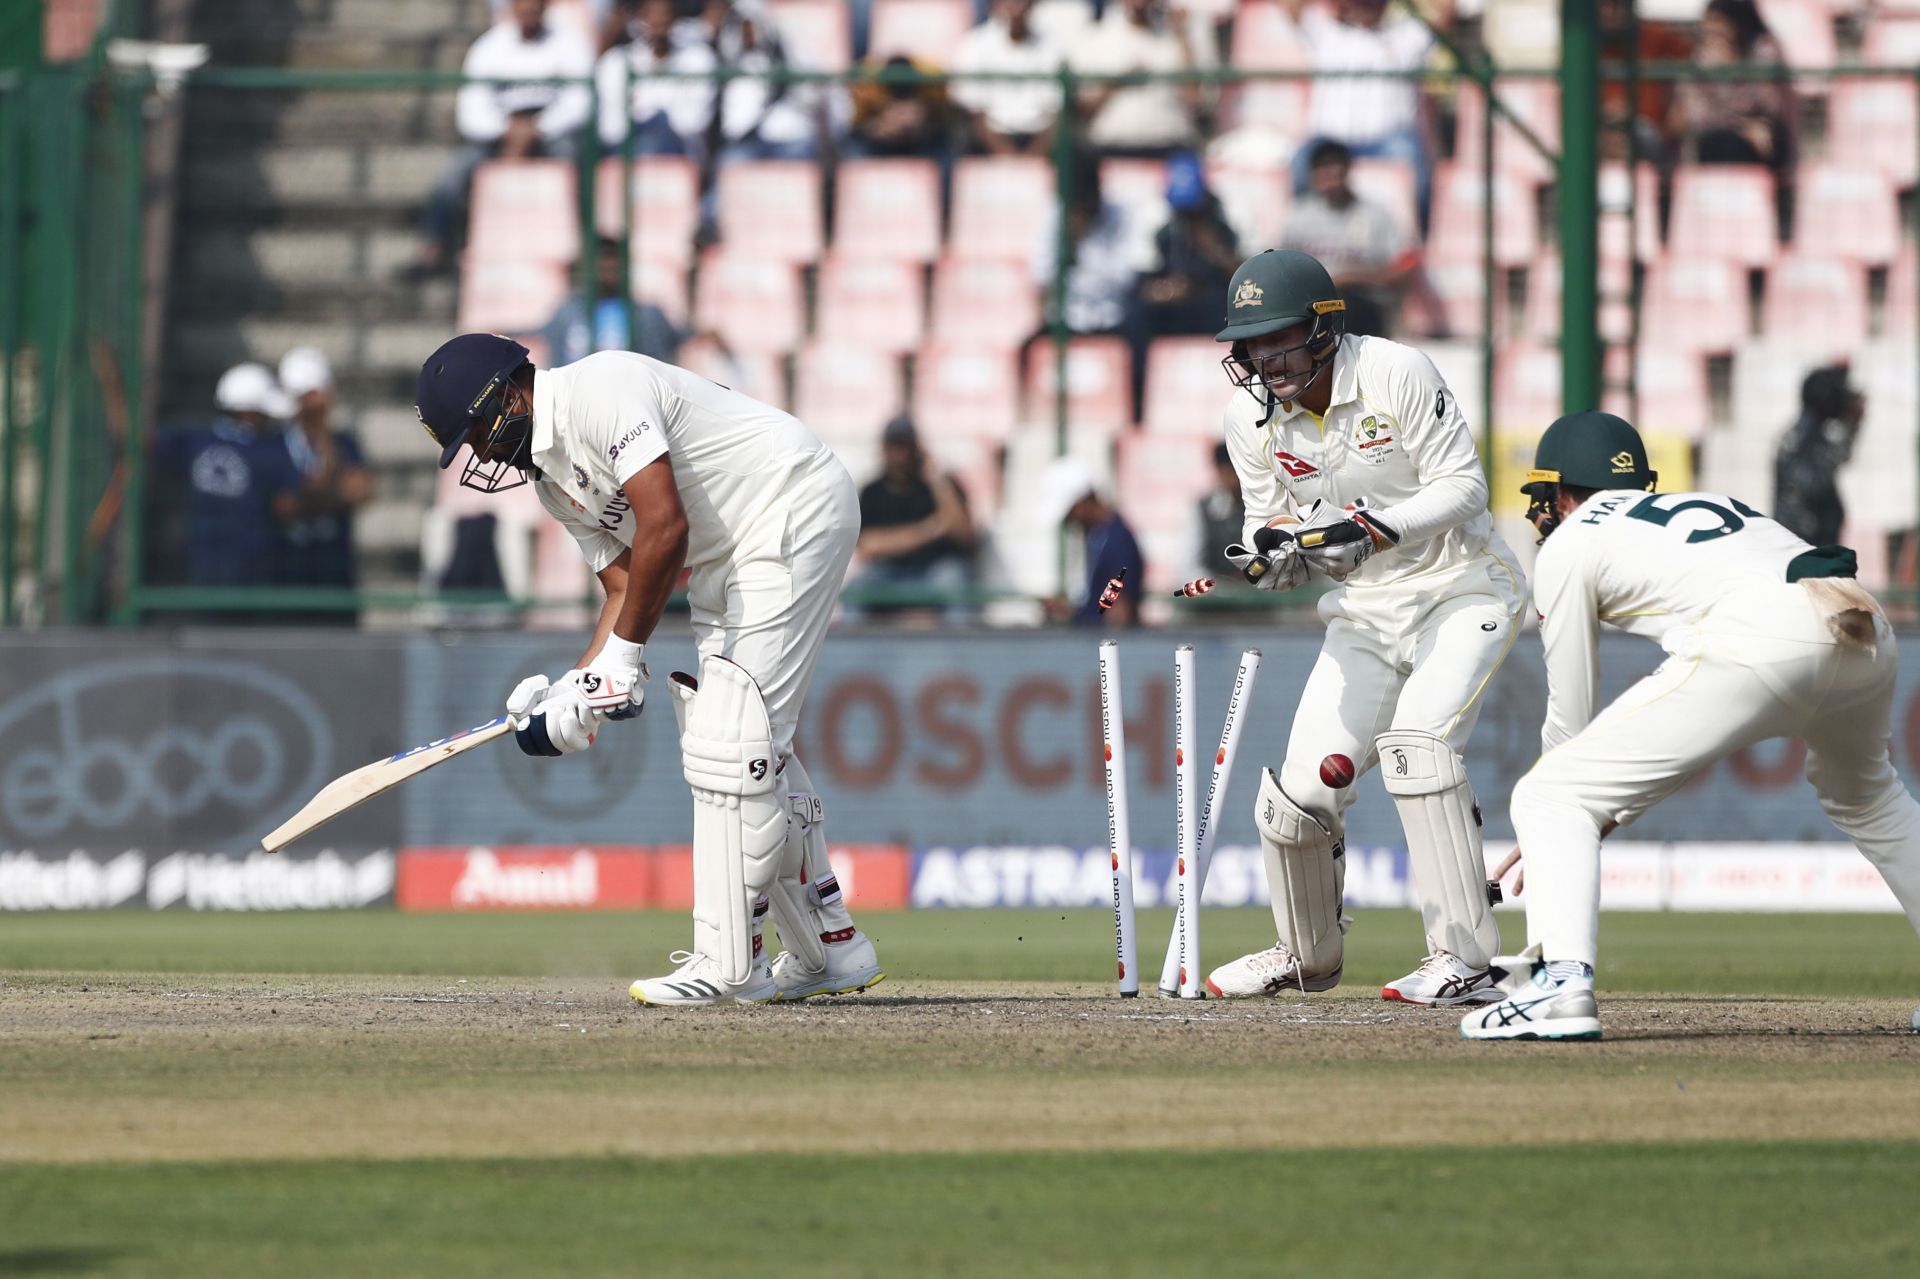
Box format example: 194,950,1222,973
355,405,444,466
191,0,498,39
176,224,437,290
168,316,455,379
199,31,470,73
182,87,457,146
180,144,457,214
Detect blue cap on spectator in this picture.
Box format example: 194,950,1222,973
1165,149,1207,212
415,333,531,469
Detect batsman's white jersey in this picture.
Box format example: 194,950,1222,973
527,351,858,757
1221,335,1525,816
1516,488,1920,966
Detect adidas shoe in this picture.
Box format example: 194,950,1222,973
1460,945,1602,1041
629,950,776,1007
1383,951,1504,1006
770,930,886,1001
1206,943,1342,998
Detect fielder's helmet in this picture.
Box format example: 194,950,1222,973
1521,410,1658,540
1214,249,1346,402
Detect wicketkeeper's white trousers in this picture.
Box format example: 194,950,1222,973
1513,582,1920,967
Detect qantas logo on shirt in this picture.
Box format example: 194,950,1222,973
1273,450,1318,479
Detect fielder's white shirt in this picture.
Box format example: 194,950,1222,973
1222,334,1512,596
529,351,836,571
1532,488,1815,750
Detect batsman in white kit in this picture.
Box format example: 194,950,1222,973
415,333,884,1006
1204,250,1526,1005
1463,411,1920,1040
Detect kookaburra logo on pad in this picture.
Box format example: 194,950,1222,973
1234,279,1264,308
1610,451,1636,473
749,758,768,781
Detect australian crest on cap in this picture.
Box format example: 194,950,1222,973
1234,278,1264,308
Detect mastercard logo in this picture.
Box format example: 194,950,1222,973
1174,747,1184,766
1216,748,1226,765
1104,743,1112,761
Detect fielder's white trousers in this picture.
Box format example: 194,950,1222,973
686,457,859,763
1513,582,1920,967
1279,550,1527,821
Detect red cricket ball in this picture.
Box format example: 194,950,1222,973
1319,753,1356,789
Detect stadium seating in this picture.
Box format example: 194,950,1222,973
1141,338,1230,438
1116,433,1215,593
1863,12,1920,67
1348,157,1419,241
792,340,906,480
1427,163,1539,269
950,156,1055,261
993,421,1119,598
1640,255,1750,354
929,253,1042,348
1525,253,1634,346
629,256,689,326
814,255,927,354
1420,254,1500,340
1599,162,1663,265
592,156,701,267
1666,165,1779,269
715,160,823,264
692,250,807,353
467,159,580,266
1793,165,1901,265
1763,0,1838,90
1024,336,1134,435
455,258,571,335
676,335,787,408
832,158,942,262
1204,159,1289,250
1759,254,1869,357
1826,79,1919,188
868,0,976,61
770,0,852,72
1098,156,1172,275
1452,80,1559,189
913,344,1022,444
1492,342,1562,430
1885,250,1918,338
1611,346,1713,442
1222,0,1311,131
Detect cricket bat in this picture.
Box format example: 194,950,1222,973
260,716,514,853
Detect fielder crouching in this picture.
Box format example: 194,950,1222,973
1205,250,1526,1006
415,334,884,1007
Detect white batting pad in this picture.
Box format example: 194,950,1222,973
1376,729,1500,969
681,657,787,985
1254,768,1347,980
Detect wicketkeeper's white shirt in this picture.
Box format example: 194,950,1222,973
528,351,839,572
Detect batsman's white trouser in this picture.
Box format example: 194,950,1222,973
1514,581,1920,967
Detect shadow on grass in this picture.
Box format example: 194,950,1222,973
0,1247,127,1275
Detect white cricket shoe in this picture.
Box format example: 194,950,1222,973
770,930,886,1001
1460,946,1602,1041
1205,943,1342,998
1382,951,1503,1006
629,950,776,1007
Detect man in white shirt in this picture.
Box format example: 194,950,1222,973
415,0,596,275
1463,412,1920,1040
951,0,1065,156
414,333,885,1008
595,0,719,157
1070,0,1199,157
1200,249,1526,1007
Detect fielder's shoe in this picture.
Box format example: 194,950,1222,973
1382,951,1504,1006
1206,943,1342,998
770,930,886,1001
1460,945,1602,1041
629,950,776,1007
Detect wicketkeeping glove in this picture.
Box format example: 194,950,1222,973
1223,523,1306,591
1294,499,1400,582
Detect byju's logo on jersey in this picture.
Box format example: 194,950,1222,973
1273,450,1318,479
607,423,650,465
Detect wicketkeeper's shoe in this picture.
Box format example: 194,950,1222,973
770,930,886,1001
1460,945,1602,1041
1382,951,1504,1006
629,950,776,1007
1206,943,1342,997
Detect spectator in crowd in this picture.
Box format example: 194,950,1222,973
1032,150,1137,339
153,363,291,607
847,54,955,162
1598,0,1693,166
541,236,686,365
268,348,374,626
412,0,595,277
1285,0,1451,232
708,0,841,164
1071,0,1200,159
596,0,720,158
1680,0,1794,175
849,415,977,619
1280,139,1429,339
1038,455,1143,627
1138,149,1240,341
951,0,1064,157
1774,364,1864,549
1195,440,1245,586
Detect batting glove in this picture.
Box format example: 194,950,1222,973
561,635,648,722
506,673,597,757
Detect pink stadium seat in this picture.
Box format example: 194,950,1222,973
950,156,1054,261
792,341,906,475
715,161,824,264
692,250,806,353
1863,13,1920,67
832,158,942,262
1222,1,1311,130
467,159,579,266
1599,162,1662,264
1118,433,1215,592
868,0,975,61
1666,165,1779,269
1427,163,1539,269
770,0,852,72
1826,80,1919,187
1348,158,1419,241
1794,165,1901,264
593,156,701,267
929,254,1042,348
457,258,571,335
1885,251,1918,338
1025,336,1134,434
1492,342,1561,429
1420,254,1501,340
629,256,689,326
1142,338,1232,438
922,432,1003,524
1640,256,1749,354
1453,80,1559,189
1606,347,1712,442
676,335,787,408
814,255,927,354
1760,254,1870,356
1761,0,1837,90
1205,159,1289,249
912,343,1022,443
1525,253,1633,346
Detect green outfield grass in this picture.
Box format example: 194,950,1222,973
1,907,1916,995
